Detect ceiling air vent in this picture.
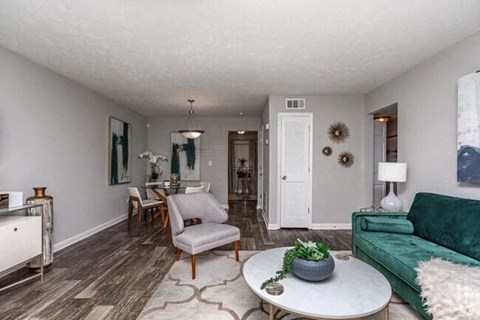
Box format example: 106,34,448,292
286,98,305,110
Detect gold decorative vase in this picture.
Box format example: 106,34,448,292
170,173,179,185
26,187,54,269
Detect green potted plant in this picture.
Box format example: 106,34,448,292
261,239,334,289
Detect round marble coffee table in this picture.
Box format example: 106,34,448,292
243,248,391,320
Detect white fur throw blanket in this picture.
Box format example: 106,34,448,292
416,258,480,320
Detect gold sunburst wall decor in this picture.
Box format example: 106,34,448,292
328,122,350,143
322,146,332,156
338,152,354,167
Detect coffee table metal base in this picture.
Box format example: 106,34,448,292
261,300,389,320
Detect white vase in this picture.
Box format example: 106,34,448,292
381,182,402,211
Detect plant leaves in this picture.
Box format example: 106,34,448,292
260,239,331,289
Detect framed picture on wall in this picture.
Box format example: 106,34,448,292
170,132,200,181
108,117,132,185
457,72,480,183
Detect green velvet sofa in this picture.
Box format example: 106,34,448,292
352,192,480,319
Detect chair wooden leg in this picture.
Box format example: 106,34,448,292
136,207,142,234
147,208,152,223
234,240,240,261
150,206,165,226
160,207,167,226
163,212,170,229
159,208,165,225
128,201,133,230
151,208,157,224
191,254,196,280
176,249,182,261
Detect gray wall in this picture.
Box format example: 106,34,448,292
266,95,368,228
146,116,262,205
366,31,480,209
0,47,148,246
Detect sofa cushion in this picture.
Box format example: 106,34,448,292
355,231,480,292
407,193,480,260
360,216,414,234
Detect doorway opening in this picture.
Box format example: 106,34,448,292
373,103,398,207
228,131,258,202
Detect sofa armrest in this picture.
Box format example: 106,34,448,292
351,211,408,257
352,212,408,232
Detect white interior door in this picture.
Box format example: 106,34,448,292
373,121,386,206
279,113,312,228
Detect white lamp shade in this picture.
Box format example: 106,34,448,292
378,162,407,182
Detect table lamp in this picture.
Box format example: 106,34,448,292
378,162,407,211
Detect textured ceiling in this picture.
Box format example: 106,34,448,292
1,1,480,117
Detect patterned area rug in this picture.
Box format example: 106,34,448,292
137,251,422,320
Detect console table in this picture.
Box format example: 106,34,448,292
236,171,252,199
0,204,44,292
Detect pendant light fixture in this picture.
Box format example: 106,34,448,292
179,99,204,139
374,115,391,122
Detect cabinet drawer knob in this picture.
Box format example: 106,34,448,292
13,227,18,232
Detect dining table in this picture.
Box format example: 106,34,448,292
143,181,203,228
144,181,202,198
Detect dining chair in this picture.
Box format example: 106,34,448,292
128,187,166,234
146,187,164,202
145,182,163,200
168,192,240,279
185,185,205,194
200,181,211,193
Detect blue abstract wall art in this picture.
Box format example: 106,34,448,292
171,132,200,181
457,72,480,183
109,117,132,185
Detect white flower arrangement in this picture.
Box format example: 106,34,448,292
138,151,168,164
138,151,168,178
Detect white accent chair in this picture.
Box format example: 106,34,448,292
128,187,166,234
168,193,240,279
200,181,211,193
185,185,205,194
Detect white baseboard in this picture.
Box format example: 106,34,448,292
260,209,268,228
310,223,352,230
53,214,127,252
267,223,280,230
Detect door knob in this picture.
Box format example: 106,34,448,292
282,176,287,180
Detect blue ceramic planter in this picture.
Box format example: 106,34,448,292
291,255,335,281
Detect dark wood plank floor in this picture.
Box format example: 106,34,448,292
0,200,351,320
